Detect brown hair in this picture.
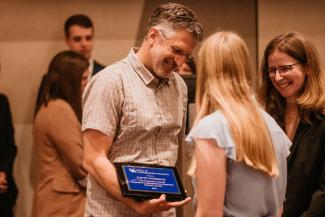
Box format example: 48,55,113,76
36,50,89,121
64,14,93,38
259,31,325,127
148,3,203,41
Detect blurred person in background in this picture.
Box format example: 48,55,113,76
64,14,105,76
32,50,89,217
35,14,105,112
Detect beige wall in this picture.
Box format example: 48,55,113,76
136,0,257,67
3,1,324,217
258,0,325,68
0,1,144,216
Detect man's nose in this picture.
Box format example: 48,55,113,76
81,38,88,47
174,55,186,67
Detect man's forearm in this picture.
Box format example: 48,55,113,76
86,154,137,208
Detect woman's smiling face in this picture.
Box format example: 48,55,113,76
268,51,306,103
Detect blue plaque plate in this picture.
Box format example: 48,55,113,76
114,162,187,201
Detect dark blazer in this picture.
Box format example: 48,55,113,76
0,94,18,215
180,74,196,134
283,115,325,217
35,59,105,113
181,74,196,104
93,60,105,76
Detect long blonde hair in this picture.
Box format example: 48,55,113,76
191,31,278,177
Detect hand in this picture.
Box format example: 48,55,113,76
132,194,191,215
0,172,8,194
0,172,7,184
277,205,283,217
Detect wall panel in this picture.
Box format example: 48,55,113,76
258,0,325,68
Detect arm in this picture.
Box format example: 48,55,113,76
0,172,7,193
83,129,191,215
194,138,227,217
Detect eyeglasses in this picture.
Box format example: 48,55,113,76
266,62,300,76
158,30,192,63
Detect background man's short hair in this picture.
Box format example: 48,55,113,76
64,14,94,38
148,3,204,41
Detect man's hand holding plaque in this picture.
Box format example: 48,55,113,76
114,162,188,202
129,193,191,215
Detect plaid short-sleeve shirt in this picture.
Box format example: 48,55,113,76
82,49,187,217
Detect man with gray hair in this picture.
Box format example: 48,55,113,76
82,3,203,217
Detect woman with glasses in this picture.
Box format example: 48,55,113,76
259,31,325,217
186,31,291,217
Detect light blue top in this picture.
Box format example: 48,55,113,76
186,109,291,217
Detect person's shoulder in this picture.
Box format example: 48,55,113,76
259,108,291,151
0,94,9,113
259,109,283,132
97,58,130,77
171,72,187,95
35,99,70,121
187,110,236,159
47,99,71,110
93,60,105,69
172,72,186,86
36,100,77,124
90,63,122,85
84,61,128,98
196,111,227,131
0,93,8,101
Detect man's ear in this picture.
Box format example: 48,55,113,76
147,28,160,45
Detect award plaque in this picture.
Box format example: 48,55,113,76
114,162,187,201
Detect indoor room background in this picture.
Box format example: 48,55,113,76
0,0,324,216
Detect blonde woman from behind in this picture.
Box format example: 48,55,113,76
186,31,291,217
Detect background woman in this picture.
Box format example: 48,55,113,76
260,31,325,217
32,50,89,217
187,31,291,217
